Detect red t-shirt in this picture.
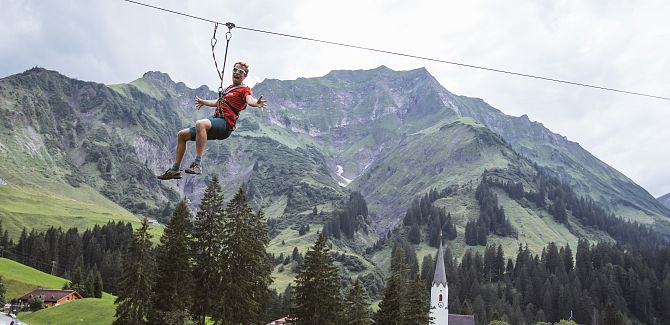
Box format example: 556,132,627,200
217,84,252,128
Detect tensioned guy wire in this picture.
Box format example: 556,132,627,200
123,0,670,101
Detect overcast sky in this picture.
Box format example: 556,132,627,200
2,0,669,197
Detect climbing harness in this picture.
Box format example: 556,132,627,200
214,85,246,119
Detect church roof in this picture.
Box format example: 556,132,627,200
432,237,447,287
448,314,476,325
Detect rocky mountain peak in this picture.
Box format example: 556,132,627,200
141,71,176,86
658,193,670,209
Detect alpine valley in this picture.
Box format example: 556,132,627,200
1,65,669,296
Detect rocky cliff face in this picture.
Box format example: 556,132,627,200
251,66,456,179
0,68,351,225
1,66,668,237
250,66,670,232
0,68,186,217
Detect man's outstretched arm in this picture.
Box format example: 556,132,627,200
246,95,266,110
195,97,218,109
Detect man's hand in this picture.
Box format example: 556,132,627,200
256,96,267,110
195,97,205,110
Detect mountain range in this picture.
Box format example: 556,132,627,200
1,66,669,289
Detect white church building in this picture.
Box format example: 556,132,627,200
430,238,475,325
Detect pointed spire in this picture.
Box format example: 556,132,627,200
433,232,447,287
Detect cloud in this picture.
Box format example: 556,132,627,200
2,0,669,196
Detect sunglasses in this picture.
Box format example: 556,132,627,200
232,67,248,76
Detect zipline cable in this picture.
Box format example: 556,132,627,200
123,0,670,101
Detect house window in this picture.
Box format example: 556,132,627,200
439,294,443,302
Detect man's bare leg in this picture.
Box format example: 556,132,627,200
175,128,191,167
184,119,212,175
195,118,212,158
157,129,191,180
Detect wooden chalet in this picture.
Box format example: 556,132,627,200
19,289,83,308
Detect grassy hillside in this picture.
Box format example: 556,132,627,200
0,68,186,236
450,94,670,232
0,257,68,300
352,118,526,231
0,258,116,324
0,184,139,240
20,295,116,325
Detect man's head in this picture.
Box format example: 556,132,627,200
232,62,249,85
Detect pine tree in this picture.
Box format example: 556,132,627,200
575,239,591,285
113,218,154,325
17,228,28,264
602,303,625,325
65,257,87,297
562,244,574,274
217,188,273,324
402,276,431,325
343,279,373,325
376,246,408,324
408,224,421,245
85,270,95,298
420,255,435,290
93,265,103,298
0,230,8,249
281,284,295,318
465,220,477,246
0,220,7,248
291,233,343,325
191,177,226,325
149,199,194,325
376,273,403,325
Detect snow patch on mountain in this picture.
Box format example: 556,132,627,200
336,165,353,187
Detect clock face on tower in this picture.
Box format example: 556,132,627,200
437,302,444,308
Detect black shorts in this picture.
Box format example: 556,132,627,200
189,117,233,141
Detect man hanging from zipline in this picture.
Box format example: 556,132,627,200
157,61,266,180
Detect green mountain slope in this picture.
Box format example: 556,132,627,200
1,65,668,292
353,118,521,228
0,68,351,240
20,296,116,325
447,94,670,231
0,258,115,324
250,65,669,236
0,257,68,299
0,184,137,240
0,68,180,237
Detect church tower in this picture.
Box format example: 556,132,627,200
430,236,449,324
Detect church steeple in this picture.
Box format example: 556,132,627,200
433,236,448,287
430,233,449,324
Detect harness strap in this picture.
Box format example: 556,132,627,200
221,98,240,117
215,85,248,121
211,22,235,93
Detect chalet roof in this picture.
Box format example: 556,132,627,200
448,314,476,325
433,238,447,287
19,289,82,303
